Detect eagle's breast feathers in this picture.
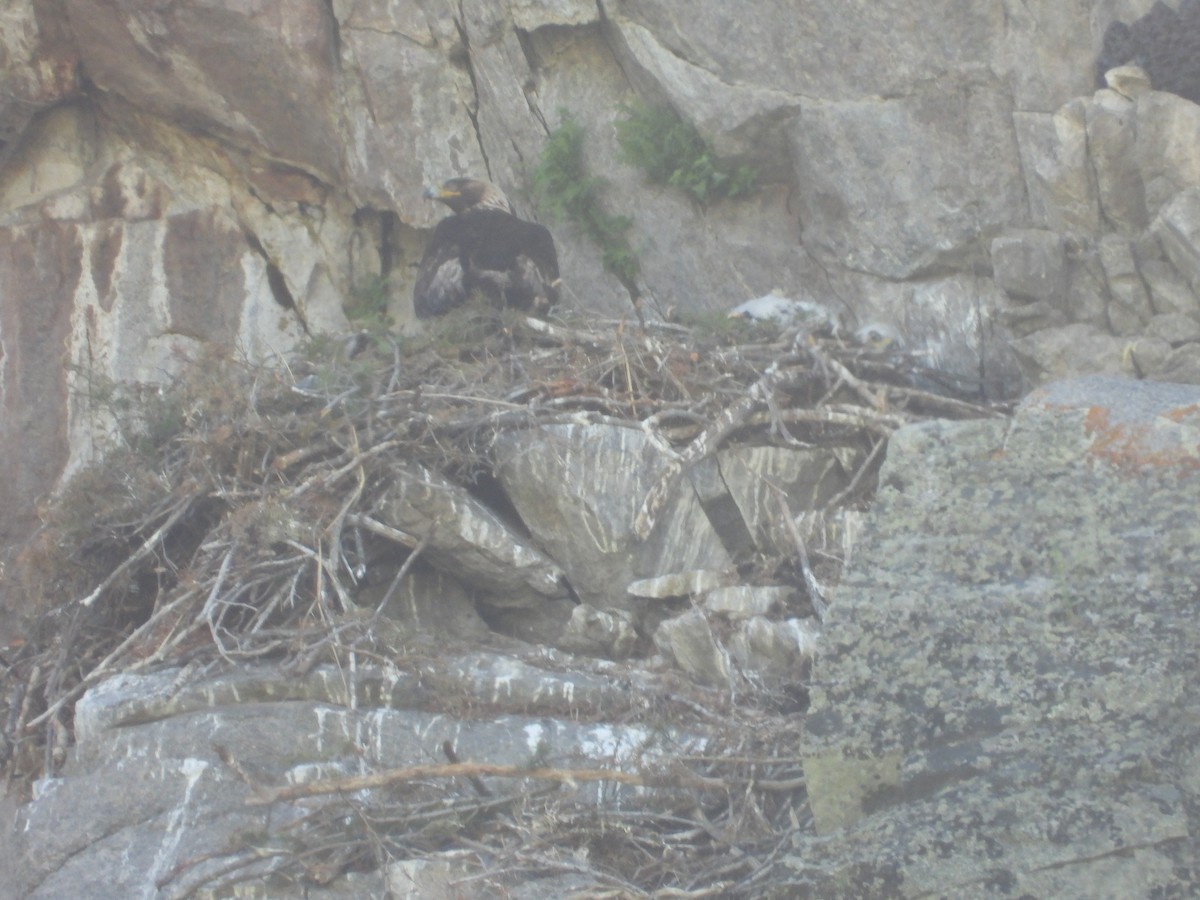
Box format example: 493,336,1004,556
413,177,561,319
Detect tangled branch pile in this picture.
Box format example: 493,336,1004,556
1,308,1008,895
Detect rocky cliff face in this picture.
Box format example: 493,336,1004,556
2,1,1199,550
6,372,1196,899
4,3,1200,895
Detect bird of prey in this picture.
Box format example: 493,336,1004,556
413,177,561,319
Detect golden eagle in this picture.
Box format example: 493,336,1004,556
413,177,561,318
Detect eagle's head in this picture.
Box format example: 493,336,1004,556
423,177,513,215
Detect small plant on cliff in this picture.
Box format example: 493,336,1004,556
344,274,394,335
615,102,757,205
533,111,640,287
68,363,188,458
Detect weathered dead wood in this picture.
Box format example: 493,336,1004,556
248,760,657,805
771,485,827,621
634,357,872,538
78,497,194,608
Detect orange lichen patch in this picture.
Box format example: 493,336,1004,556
1166,402,1200,423
1081,403,1200,472
1082,405,1111,433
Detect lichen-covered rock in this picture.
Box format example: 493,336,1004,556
795,376,1200,895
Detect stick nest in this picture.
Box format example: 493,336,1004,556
0,308,1009,896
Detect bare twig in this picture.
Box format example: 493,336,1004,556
79,498,193,607
248,760,657,805
343,514,420,549
369,531,431,619
635,361,817,538
770,485,828,621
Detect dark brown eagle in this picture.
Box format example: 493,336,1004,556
413,177,561,319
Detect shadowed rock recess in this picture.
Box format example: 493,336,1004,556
2,0,1200,896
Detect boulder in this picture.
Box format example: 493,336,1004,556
491,424,733,610
795,376,1200,895
1155,341,1200,383
1013,100,1101,235
1152,186,1200,295
1085,89,1148,233
10,657,708,898
1141,256,1200,318
716,445,861,555
1010,322,1130,382
1097,233,1154,334
703,585,792,620
1133,91,1200,214
652,607,730,688
376,461,567,607
727,616,820,682
355,563,491,640
1144,312,1200,346
990,228,1067,302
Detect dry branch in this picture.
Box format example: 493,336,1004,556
78,497,194,608
248,760,658,805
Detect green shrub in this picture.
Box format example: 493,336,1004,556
615,103,757,204
534,112,640,286
345,274,393,333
